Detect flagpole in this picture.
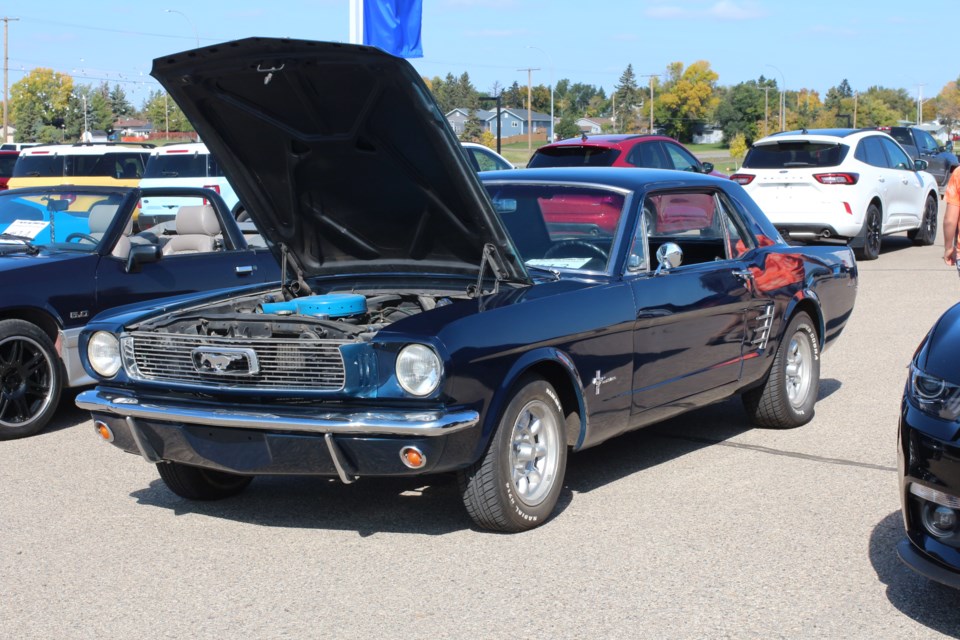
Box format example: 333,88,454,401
348,0,363,44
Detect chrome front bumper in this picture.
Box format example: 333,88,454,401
75,389,480,436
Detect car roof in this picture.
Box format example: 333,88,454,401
545,134,675,149
479,166,729,191
754,128,890,145
20,143,154,156
153,142,209,155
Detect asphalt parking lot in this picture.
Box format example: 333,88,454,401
4,202,960,639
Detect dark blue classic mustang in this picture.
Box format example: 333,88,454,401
0,185,278,439
76,39,858,531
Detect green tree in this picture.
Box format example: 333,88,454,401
936,78,960,130
10,68,73,141
613,64,641,133
462,112,484,142
110,84,134,119
655,60,719,142
714,80,764,144
142,90,193,135
502,81,524,109
556,112,580,139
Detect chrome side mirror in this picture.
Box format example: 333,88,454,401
655,242,683,275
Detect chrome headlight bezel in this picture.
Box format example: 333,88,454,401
87,331,122,378
395,343,442,397
910,364,960,420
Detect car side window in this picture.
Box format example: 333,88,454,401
471,148,510,172
917,130,938,154
880,137,913,170
855,137,887,168
625,142,668,169
664,142,700,172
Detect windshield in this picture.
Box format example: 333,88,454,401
527,146,621,168
0,189,128,251
743,142,849,169
483,183,627,273
13,155,64,178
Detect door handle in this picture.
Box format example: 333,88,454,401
235,265,255,276
732,268,754,285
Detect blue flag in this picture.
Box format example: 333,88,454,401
363,0,423,58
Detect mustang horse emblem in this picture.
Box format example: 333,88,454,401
191,348,260,375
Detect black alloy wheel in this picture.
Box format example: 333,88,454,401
0,319,62,440
856,204,882,261
908,195,938,246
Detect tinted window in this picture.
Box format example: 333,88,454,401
855,137,888,168
527,146,621,168
144,153,208,178
0,155,19,177
67,152,146,179
13,155,64,177
663,142,700,172
886,128,913,147
469,147,511,171
880,137,913,170
625,141,669,168
743,142,848,168
917,130,938,153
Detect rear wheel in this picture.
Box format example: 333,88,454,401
907,194,938,246
855,204,882,261
0,319,62,440
743,311,820,429
458,376,567,532
157,462,253,500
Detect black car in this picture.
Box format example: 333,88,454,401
898,302,960,587
879,126,958,188
76,38,858,532
0,185,278,439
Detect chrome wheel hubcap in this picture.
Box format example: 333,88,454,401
509,399,560,506
785,332,813,409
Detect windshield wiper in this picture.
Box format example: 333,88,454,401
0,232,39,255
524,264,561,280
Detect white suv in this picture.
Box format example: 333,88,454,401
139,143,242,228
731,129,939,260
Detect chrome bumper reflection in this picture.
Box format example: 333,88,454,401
75,389,479,436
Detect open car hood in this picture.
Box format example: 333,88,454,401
150,38,529,284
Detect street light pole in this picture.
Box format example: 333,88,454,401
527,46,553,143
165,9,199,48
766,65,786,131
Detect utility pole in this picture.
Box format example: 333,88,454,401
637,74,658,134
853,91,858,128
916,84,926,125
764,87,769,136
518,67,539,155
2,17,18,144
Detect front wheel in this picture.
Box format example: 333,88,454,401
156,462,253,500
0,319,62,440
907,194,938,246
458,376,568,532
742,311,820,428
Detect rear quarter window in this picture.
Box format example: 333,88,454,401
528,146,621,168
743,142,849,169
68,152,146,179
13,155,64,178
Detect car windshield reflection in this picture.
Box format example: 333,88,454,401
0,189,127,252
484,183,627,273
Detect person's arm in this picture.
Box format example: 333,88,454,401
945,202,959,265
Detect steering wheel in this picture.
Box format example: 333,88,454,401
65,232,99,244
544,239,608,262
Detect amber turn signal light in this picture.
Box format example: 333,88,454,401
400,446,425,469
94,420,114,443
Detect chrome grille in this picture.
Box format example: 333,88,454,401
122,332,347,390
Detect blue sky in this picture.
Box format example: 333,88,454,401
10,0,957,109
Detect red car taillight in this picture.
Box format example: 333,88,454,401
814,173,858,185
730,173,754,185
202,183,221,205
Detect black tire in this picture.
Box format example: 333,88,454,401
907,194,938,246
0,319,62,440
742,311,820,429
458,376,568,532
156,461,253,500
855,204,882,261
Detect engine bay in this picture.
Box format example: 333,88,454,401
136,290,467,341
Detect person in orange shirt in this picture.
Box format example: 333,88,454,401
944,168,960,270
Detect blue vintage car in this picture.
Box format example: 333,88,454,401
0,184,278,439
76,39,858,531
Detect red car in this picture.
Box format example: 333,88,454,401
527,134,726,176
0,150,19,189
529,135,726,234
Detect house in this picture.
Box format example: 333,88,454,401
576,117,613,134
692,124,724,144
446,108,553,137
114,118,153,139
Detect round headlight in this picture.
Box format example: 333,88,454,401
88,331,121,378
396,344,441,396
